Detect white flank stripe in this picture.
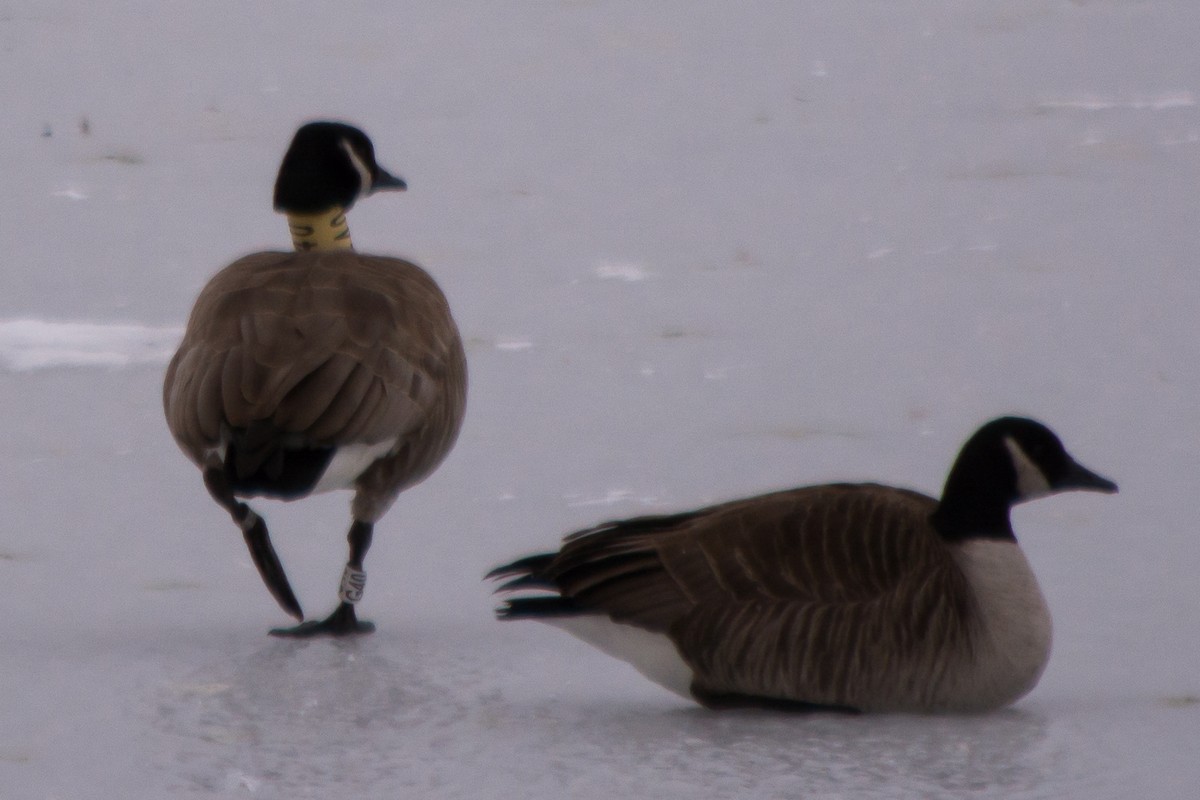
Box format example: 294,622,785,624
0,318,183,372
311,440,397,493
545,615,694,699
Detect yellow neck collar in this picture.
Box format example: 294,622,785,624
285,207,354,251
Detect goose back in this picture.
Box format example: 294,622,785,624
492,416,1115,711
498,484,1034,711
164,249,466,511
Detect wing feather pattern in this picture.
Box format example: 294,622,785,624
493,484,975,709
163,250,466,502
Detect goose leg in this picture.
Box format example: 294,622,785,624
203,467,304,622
270,520,376,637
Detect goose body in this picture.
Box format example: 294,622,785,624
489,418,1115,712
164,122,466,635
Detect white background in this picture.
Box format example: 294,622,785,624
1,2,1197,797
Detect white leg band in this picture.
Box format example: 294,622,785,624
339,564,367,604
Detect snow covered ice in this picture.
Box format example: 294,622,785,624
0,319,181,371
2,2,1199,798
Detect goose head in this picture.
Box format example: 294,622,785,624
272,121,406,214
932,417,1117,541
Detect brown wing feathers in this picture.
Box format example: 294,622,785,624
492,484,974,705
490,511,703,628
164,250,462,492
669,501,972,704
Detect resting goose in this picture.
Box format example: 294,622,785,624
164,121,466,636
489,417,1116,712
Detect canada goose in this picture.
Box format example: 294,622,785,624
489,417,1116,712
164,121,466,636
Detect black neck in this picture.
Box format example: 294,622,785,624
930,495,1015,542
929,441,1018,543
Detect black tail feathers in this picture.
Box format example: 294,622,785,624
224,421,335,499
495,595,583,620
484,553,556,583
487,552,583,620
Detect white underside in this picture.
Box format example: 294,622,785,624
544,616,695,700
311,440,397,494
204,439,396,495
544,540,1052,712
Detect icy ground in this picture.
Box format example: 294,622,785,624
2,1,1199,797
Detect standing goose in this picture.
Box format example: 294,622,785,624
164,121,466,636
489,417,1116,712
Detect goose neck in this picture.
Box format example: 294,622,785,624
286,206,354,252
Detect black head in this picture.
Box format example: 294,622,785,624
931,416,1117,542
272,121,407,214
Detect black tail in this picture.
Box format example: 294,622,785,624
485,553,556,583
487,508,706,626
495,595,585,620
224,421,335,499
488,552,581,620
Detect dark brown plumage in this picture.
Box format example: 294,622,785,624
164,121,465,636
164,250,465,518
491,418,1117,711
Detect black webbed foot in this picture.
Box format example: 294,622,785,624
268,602,375,638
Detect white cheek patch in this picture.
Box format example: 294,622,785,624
1004,437,1052,501
340,138,374,200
